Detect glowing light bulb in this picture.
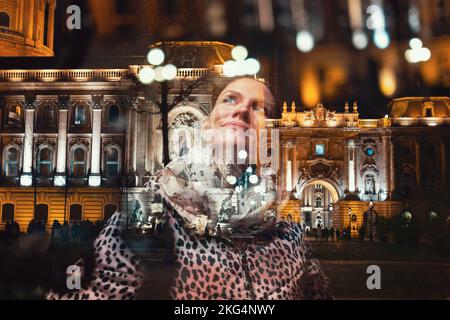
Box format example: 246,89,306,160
162,64,177,80
147,48,165,66
296,30,314,53
249,175,259,184
238,150,248,160
232,45,248,61
226,176,237,185
138,66,155,84
352,30,368,50
373,29,390,49
154,66,165,82
245,58,260,75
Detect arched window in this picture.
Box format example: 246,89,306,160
105,147,120,177
5,147,19,177
35,204,49,223
7,105,21,125
74,105,86,125
104,204,117,221
107,105,120,124
2,204,14,222
0,12,10,28
71,147,86,177
70,204,82,222
37,147,53,177
42,105,55,124
315,195,323,208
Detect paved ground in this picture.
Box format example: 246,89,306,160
1,236,449,299
137,240,450,300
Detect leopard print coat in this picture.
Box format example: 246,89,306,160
46,208,332,300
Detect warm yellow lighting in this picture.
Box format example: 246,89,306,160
379,68,397,97
300,66,320,107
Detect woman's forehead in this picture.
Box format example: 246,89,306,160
221,78,273,101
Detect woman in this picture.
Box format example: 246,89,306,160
47,77,332,300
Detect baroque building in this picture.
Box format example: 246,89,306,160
0,0,56,56
0,41,449,238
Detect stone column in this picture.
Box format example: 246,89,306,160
88,96,103,187
346,139,356,193
20,98,35,187
389,137,396,196
54,96,69,186
47,0,56,50
382,135,390,199
292,140,298,191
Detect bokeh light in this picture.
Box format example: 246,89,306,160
147,48,165,66
231,45,248,61
296,30,315,53
138,66,155,84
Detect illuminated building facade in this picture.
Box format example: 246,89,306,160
0,0,56,57
275,97,450,236
0,41,449,238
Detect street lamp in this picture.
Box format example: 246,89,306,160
138,46,178,167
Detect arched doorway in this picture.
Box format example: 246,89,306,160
297,179,342,229
168,107,206,160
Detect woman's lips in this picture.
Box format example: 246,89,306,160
221,121,249,130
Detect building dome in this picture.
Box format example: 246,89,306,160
389,97,450,118
0,0,56,57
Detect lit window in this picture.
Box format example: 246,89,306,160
5,147,19,177
315,196,323,208
74,106,86,125
7,105,21,125
366,148,375,157
37,147,53,177
107,105,120,124
105,147,120,177
71,147,86,177
315,144,325,156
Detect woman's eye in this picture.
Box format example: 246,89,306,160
252,101,265,112
223,96,238,104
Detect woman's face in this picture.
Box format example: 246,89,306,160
205,78,275,153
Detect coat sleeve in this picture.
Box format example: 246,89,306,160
46,212,144,300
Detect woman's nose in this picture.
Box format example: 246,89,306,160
232,99,252,117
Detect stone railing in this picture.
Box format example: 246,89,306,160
0,67,215,83
0,27,25,45
359,119,382,128
176,68,210,79
393,117,449,127
0,69,132,82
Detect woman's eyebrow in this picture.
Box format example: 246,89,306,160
220,90,242,98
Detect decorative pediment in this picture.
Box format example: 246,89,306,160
304,103,338,127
